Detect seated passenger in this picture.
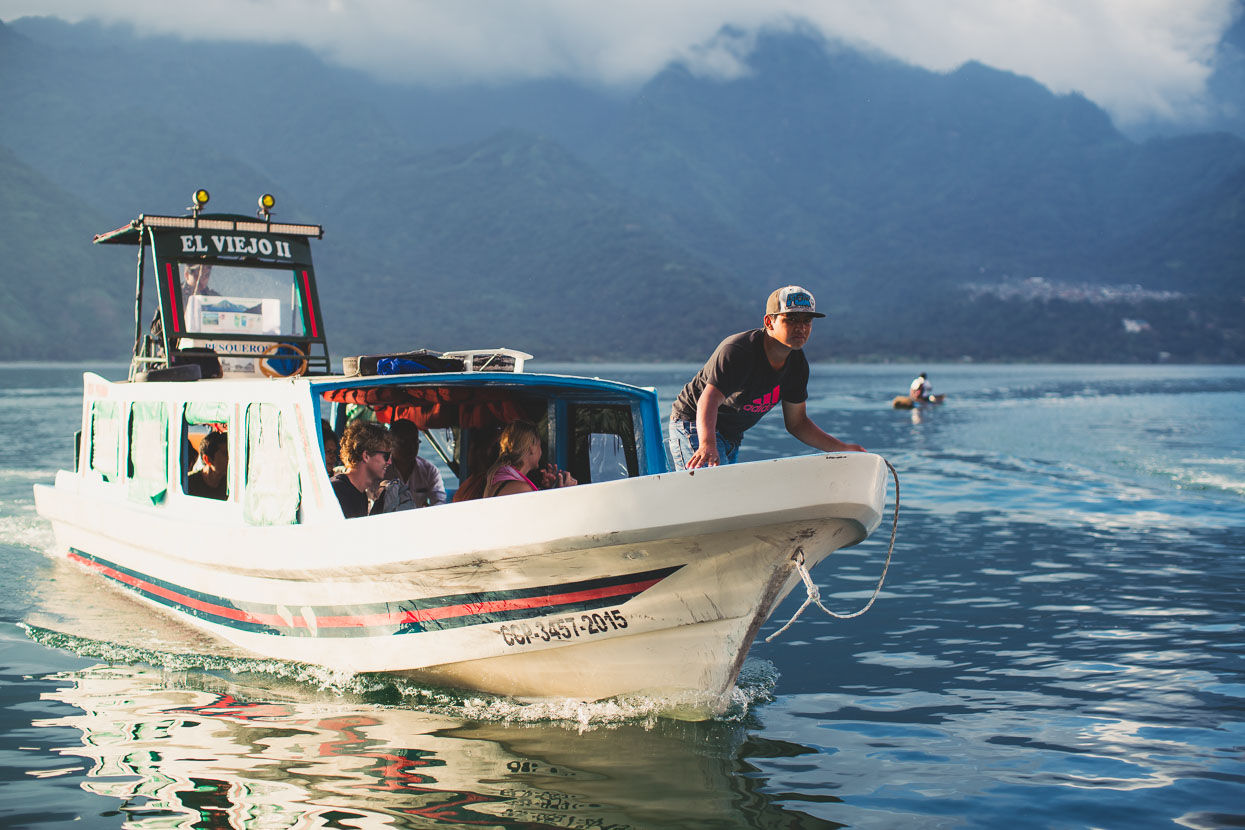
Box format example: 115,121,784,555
483,421,577,498
331,421,394,519
452,426,501,503
187,431,228,500
387,419,446,507
321,418,341,475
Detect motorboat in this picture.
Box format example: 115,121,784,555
33,191,894,718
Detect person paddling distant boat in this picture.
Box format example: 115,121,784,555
669,285,865,470
893,372,946,408
910,372,933,403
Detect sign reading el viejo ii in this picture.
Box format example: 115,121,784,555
178,233,296,259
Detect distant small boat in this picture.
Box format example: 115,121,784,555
892,394,947,409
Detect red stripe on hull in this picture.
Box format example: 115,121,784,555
314,577,665,629
67,551,662,632
69,551,268,625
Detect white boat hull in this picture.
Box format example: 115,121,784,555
35,452,887,717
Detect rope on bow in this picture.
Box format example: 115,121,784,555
766,457,900,642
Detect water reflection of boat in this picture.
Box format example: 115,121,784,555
33,192,892,719
39,664,835,829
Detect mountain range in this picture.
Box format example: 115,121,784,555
1,17,1242,363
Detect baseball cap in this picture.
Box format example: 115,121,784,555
765,285,825,318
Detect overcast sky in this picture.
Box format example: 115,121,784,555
1,0,1240,128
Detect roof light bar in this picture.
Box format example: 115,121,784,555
267,222,322,236
132,214,322,237
140,215,197,229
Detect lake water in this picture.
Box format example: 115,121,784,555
1,362,1242,829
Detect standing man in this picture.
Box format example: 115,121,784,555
669,285,865,470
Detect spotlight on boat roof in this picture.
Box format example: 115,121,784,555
189,188,210,216
258,193,275,219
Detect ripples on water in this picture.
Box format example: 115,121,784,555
1,363,1242,828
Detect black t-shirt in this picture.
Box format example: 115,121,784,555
331,473,369,519
672,329,809,442
186,470,227,500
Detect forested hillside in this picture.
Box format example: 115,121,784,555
1,18,1241,363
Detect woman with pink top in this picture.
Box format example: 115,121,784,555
483,421,577,498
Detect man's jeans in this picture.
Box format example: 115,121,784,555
668,418,740,471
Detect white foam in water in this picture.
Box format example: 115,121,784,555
21,622,781,727
0,512,57,553
393,658,779,727
1166,459,1245,496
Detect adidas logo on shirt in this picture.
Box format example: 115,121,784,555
741,385,781,412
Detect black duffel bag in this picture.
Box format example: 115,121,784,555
342,350,463,377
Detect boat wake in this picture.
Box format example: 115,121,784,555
21,623,779,726
0,511,56,553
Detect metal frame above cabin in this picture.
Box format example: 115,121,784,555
94,214,323,245
96,206,333,380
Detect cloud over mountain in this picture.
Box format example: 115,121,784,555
1,0,1241,131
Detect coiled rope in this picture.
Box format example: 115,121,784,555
765,457,900,642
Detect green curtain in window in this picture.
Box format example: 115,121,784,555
185,401,230,425
90,401,122,482
243,403,301,526
128,401,168,505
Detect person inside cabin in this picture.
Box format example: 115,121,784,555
187,430,228,500
331,421,395,519
451,426,501,503
909,372,933,403
387,419,446,507
482,421,577,498
321,419,341,474
669,285,865,470
182,263,217,296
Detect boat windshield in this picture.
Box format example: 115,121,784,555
180,262,307,338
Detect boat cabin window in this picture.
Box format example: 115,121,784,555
567,403,639,484
127,402,168,504
88,401,122,482
320,385,648,496
182,402,231,501
180,262,307,339
242,403,300,526
319,385,547,483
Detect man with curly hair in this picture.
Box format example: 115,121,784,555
331,420,395,518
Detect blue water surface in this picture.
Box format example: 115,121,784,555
0,362,1242,829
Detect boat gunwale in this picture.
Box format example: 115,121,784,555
36,451,886,581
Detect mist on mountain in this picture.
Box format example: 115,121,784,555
1,17,1241,362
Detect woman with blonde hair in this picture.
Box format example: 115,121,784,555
483,421,576,498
